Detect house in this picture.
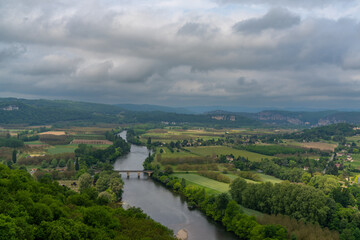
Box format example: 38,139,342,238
2,105,19,111
226,155,234,162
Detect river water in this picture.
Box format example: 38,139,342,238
113,132,237,240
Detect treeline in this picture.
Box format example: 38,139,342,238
0,137,24,148
75,138,130,167
0,164,176,239
257,214,339,240
230,178,360,239
285,123,357,142
198,171,231,183
236,144,307,156
160,156,215,165
151,171,287,240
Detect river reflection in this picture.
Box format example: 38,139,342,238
114,132,238,240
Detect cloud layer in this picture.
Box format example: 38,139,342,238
1,0,360,109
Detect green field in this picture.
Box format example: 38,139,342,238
173,173,230,193
185,146,269,162
157,148,196,158
347,154,360,168
346,135,360,142
257,173,283,183
47,144,110,155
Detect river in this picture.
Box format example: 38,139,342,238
113,131,238,240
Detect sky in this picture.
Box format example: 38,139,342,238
1,0,360,110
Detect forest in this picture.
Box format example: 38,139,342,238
0,164,176,240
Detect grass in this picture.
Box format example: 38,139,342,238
185,146,269,162
256,173,283,184
172,173,230,193
347,154,360,168
57,180,79,192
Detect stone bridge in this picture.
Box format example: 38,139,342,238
114,170,154,178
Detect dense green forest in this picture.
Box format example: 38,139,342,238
230,178,360,239
0,164,176,240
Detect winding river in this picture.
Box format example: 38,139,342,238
113,132,237,240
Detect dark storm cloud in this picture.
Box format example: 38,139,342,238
233,8,300,33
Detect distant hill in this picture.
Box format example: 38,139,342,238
115,104,193,114
0,98,125,125
3,98,360,127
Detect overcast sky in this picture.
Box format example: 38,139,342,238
1,0,360,110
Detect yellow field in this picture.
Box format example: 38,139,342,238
39,131,66,136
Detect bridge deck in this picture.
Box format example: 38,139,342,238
115,170,154,172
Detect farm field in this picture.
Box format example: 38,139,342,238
141,128,238,143
348,154,360,168
185,146,269,162
47,144,110,155
172,173,230,193
283,140,337,151
257,173,283,183
224,174,258,184
347,135,360,143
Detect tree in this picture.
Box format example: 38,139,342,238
229,178,247,204
12,150,17,164
67,159,74,171
164,166,173,175
79,173,93,192
50,159,58,168
109,175,124,201
75,158,79,171
58,159,66,168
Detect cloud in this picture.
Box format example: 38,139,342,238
0,44,26,62
177,22,218,37
20,55,81,75
233,8,300,33
216,0,355,9
0,0,360,109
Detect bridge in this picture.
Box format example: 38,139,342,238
114,170,154,178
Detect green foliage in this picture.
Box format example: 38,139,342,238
79,173,93,192
0,138,24,148
230,180,341,229
236,144,306,156
0,164,176,240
